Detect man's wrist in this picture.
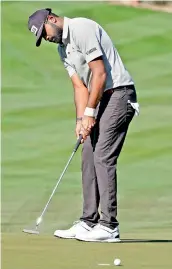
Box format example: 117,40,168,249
76,117,83,122
84,107,96,117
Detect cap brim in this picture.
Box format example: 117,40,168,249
36,23,44,47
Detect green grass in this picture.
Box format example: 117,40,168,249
2,1,172,269
2,234,172,269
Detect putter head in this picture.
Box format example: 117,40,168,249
23,228,39,235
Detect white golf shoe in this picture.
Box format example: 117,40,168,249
54,221,92,239
75,224,120,242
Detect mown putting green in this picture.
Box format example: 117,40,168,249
2,1,172,269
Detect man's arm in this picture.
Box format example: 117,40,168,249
71,57,106,119
71,73,89,119
72,21,107,118
70,74,90,141
87,56,106,109
79,57,106,140
70,21,107,139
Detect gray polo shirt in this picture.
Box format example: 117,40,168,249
58,17,134,91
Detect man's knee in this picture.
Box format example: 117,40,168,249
94,145,106,166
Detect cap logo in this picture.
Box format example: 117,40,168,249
31,25,38,35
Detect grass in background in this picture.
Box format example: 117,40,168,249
2,1,172,269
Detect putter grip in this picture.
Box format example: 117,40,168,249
74,135,83,152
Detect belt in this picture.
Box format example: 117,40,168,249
104,89,115,95
104,86,126,95
104,85,135,95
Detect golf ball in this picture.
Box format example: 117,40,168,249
114,259,121,266
36,217,42,225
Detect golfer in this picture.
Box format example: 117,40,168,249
28,8,139,242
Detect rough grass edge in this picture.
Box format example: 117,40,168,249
108,0,172,13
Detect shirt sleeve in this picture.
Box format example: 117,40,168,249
58,45,76,77
72,20,103,63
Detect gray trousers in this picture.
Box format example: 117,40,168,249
80,85,137,229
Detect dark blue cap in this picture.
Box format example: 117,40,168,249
28,8,51,47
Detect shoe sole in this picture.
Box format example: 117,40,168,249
76,237,121,243
54,234,76,239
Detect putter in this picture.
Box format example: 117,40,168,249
23,135,83,235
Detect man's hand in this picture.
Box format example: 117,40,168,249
75,120,85,144
80,116,96,141
75,120,82,139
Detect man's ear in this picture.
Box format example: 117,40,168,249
47,15,56,23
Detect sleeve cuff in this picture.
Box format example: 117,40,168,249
66,66,76,77
85,50,103,63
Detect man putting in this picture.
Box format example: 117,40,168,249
28,8,139,242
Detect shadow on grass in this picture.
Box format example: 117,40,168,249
121,239,172,243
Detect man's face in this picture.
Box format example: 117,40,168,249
43,19,63,44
